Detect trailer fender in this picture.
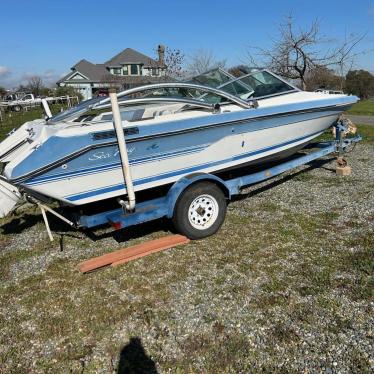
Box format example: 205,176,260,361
165,173,231,219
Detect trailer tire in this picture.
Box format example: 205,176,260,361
172,181,227,240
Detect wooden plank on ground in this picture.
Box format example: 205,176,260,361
78,234,190,273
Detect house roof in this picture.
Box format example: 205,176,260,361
57,48,167,85
99,74,176,85
57,59,108,83
74,60,107,79
105,48,164,68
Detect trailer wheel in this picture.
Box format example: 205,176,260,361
172,181,227,239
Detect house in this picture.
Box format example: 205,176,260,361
57,45,167,100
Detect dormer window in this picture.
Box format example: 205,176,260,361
110,64,142,76
112,68,121,75
130,64,139,75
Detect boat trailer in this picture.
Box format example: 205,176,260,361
72,120,361,238
19,88,361,242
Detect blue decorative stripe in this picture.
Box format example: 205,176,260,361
65,130,323,202
11,94,354,182
26,144,208,185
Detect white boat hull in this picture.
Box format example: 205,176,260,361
25,112,336,205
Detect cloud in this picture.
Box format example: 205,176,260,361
0,66,13,88
0,66,11,77
41,69,64,87
0,68,65,89
19,69,63,88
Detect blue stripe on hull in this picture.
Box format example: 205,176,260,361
65,129,323,202
26,110,338,187
14,104,342,182
26,144,207,185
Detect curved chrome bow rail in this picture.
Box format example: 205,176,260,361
93,97,217,111
93,82,253,109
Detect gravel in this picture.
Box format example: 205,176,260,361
0,141,373,373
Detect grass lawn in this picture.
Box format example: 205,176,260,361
0,119,373,372
0,104,65,141
346,99,374,116
357,123,374,143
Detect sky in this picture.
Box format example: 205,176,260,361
0,0,373,89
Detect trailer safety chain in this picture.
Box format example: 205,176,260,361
343,140,357,154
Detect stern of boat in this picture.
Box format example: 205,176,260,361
0,119,48,218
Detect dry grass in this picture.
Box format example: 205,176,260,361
0,126,373,373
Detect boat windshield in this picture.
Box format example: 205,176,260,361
235,70,295,98
50,96,104,122
188,68,295,102
142,68,296,104
49,68,296,122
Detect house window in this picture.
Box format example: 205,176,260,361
130,64,139,75
123,65,128,75
152,68,159,76
112,68,121,75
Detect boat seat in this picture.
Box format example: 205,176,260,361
154,109,172,117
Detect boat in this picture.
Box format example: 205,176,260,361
0,67,358,219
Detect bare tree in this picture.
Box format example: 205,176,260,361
330,32,366,90
16,84,28,92
228,65,250,77
186,49,226,77
27,76,44,96
163,47,185,80
246,15,365,90
304,65,341,91
151,46,185,80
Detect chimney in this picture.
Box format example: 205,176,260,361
157,44,165,65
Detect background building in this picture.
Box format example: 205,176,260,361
57,45,167,100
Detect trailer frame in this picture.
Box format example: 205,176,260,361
77,122,361,234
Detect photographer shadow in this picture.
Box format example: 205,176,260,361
117,337,158,374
